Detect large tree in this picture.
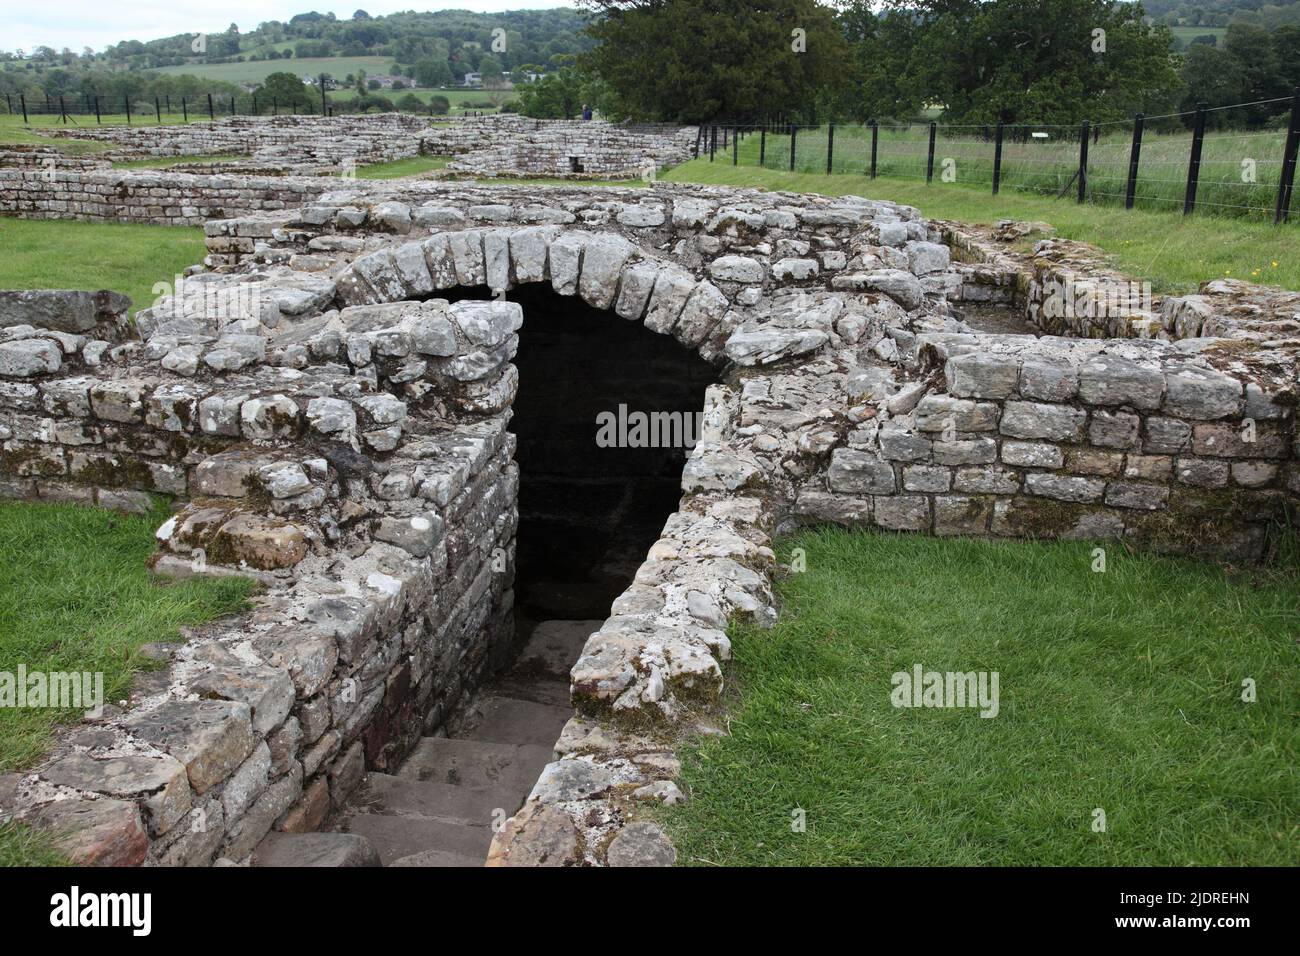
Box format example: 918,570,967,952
580,0,846,122
842,0,1181,124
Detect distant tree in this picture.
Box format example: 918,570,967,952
414,56,453,87
837,0,1180,125
428,94,451,114
396,92,423,112
259,71,316,111
581,0,845,122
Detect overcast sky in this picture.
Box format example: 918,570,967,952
10,2,578,55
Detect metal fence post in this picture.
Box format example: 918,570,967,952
826,123,834,175
760,127,766,167
182,97,188,123
20,94,28,124
208,93,214,122
870,120,878,178
1077,121,1090,203
992,121,1004,195
155,97,161,123
1273,87,1300,225
1125,113,1144,210
94,96,101,124
733,127,738,165
789,124,797,171
59,95,66,124
1183,102,1207,215
320,74,327,116
926,122,936,183
230,95,236,116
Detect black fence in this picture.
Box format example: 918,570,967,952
694,91,1300,225
0,90,330,124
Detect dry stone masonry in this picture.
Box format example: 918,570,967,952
0,172,1295,867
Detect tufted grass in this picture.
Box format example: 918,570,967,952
0,821,69,867
0,501,254,775
356,155,451,179
0,217,205,315
661,528,1300,867
662,158,1300,295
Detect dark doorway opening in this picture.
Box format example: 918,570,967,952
444,284,718,628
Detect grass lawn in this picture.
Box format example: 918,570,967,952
0,218,205,313
0,501,255,774
152,55,395,86
0,822,68,867
663,158,1300,294
357,155,451,179
662,528,1300,866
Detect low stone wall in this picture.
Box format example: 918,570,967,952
1,182,1296,868
31,113,697,180
0,290,520,865
0,167,346,226
432,116,699,178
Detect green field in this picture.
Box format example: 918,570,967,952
356,155,450,179
326,87,519,114
153,55,395,85
720,123,1292,223
0,218,206,312
0,502,254,865
1171,25,1228,43
664,159,1300,294
662,529,1300,866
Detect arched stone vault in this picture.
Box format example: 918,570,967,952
0,181,1295,866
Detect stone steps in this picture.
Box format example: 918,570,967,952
301,619,597,868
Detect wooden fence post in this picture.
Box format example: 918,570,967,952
1077,120,1090,203
926,122,936,183
870,120,878,178
789,124,798,171
1273,88,1300,225
1183,102,1208,215
992,121,1004,195
1125,113,1144,210
826,123,834,175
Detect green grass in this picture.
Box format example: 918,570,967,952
661,528,1300,867
0,501,255,774
111,154,243,170
0,821,69,867
356,155,451,179
0,218,205,313
663,158,1300,294
722,123,1292,223
152,56,395,85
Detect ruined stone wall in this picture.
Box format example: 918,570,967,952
32,113,697,179
430,116,699,178
0,290,520,865
39,114,430,169
1,182,1295,868
0,168,343,225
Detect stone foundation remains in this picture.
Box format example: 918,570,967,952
0,175,1295,867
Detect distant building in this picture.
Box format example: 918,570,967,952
462,72,482,88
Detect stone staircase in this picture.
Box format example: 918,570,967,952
254,620,597,867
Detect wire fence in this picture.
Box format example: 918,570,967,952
0,90,331,124
696,91,1300,225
